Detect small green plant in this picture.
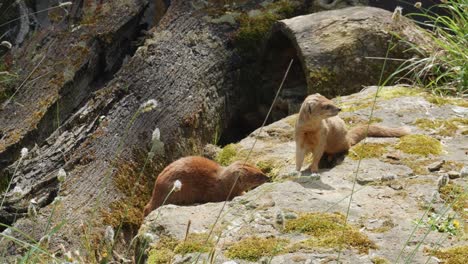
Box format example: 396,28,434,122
413,213,460,236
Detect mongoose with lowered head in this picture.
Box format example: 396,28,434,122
144,156,269,216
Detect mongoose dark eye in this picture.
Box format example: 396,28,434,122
323,105,332,110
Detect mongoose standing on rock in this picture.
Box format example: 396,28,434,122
295,93,410,172
143,156,269,216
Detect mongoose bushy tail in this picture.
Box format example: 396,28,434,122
347,125,410,146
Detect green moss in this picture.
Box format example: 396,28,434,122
430,245,468,264
414,118,468,136
284,212,377,254
371,256,390,264
147,236,178,264
256,160,279,178
377,86,424,99
439,184,468,221
225,236,289,261
377,86,468,107
147,248,174,264
102,150,164,229
147,233,213,263
341,100,377,112
349,143,388,160
174,233,213,254
234,0,296,56
426,95,468,107
395,134,442,156
308,67,337,93
399,158,436,175
215,144,240,166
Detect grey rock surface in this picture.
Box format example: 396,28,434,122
138,86,467,263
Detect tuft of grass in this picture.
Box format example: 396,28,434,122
224,236,289,261
349,143,388,160
395,134,442,156
284,212,377,254
396,0,467,95
429,245,468,264
414,118,468,136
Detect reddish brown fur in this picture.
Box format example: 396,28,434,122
143,156,269,216
295,93,410,172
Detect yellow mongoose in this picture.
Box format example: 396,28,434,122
295,93,410,172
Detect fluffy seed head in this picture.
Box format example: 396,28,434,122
104,225,115,245
140,99,158,113
57,168,67,182
392,6,403,22
152,128,160,142
173,180,182,192
0,41,12,49
59,1,72,7
20,148,28,158
28,199,38,218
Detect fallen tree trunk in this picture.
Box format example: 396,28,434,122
0,0,318,259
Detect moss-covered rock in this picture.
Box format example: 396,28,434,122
284,212,377,254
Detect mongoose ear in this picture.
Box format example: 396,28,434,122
308,104,313,114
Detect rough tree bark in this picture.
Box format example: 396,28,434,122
0,0,316,258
